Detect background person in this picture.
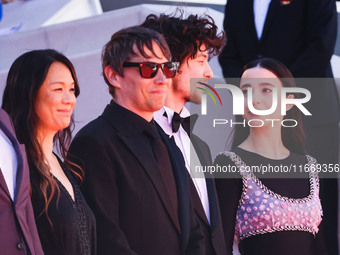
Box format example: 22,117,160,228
141,12,227,255
215,58,327,255
68,26,204,255
2,49,96,255
218,1,339,252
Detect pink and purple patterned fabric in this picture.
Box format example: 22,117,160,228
222,151,323,241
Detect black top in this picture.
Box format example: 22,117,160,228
214,147,327,255
31,156,96,255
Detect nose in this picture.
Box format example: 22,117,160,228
154,67,168,85
251,89,261,106
63,90,76,104
203,63,213,79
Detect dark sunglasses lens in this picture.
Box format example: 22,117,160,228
140,63,157,78
163,63,177,78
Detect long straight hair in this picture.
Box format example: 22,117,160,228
231,58,306,155
2,49,83,222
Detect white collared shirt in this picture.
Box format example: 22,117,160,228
254,0,271,39
154,106,211,223
0,129,17,200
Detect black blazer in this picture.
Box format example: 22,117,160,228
219,0,337,78
218,0,340,125
68,101,203,255
0,108,43,255
190,134,227,255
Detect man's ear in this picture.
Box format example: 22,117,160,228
286,94,295,111
104,66,121,88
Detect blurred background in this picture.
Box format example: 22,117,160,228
0,0,339,253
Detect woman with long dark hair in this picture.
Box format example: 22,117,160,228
215,58,326,254
2,49,96,255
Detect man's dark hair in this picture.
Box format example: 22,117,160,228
141,12,226,64
102,26,171,98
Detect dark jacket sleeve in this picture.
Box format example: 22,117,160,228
289,0,337,77
214,154,242,255
218,0,245,78
185,200,205,255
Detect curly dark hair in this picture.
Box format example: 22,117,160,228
141,11,226,64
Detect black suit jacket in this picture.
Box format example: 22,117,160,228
219,0,337,78
218,0,340,126
68,101,203,255
190,134,227,255
0,108,43,255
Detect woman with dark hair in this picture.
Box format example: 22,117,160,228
2,49,96,255
215,58,326,254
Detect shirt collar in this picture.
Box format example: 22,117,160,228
160,105,190,123
106,100,151,136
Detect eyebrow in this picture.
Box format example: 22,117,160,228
240,83,251,89
240,82,275,88
196,52,208,59
49,81,75,85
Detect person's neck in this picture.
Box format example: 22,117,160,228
164,90,186,114
239,126,289,159
37,130,56,163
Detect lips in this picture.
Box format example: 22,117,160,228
57,109,73,115
150,90,167,95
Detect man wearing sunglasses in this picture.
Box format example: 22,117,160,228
68,26,204,255
141,14,226,255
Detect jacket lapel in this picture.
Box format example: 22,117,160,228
191,134,220,231
245,0,260,44
0,110,27,204
0,168,11,198
13,143,28,205
206,178,219,231
158,131,190,249
261,0,280,42
120,134,181,233
189,178,209,225
189,140,209,226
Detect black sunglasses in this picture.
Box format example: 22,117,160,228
123,61,180,78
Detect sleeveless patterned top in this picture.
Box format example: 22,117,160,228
221,151,323,241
